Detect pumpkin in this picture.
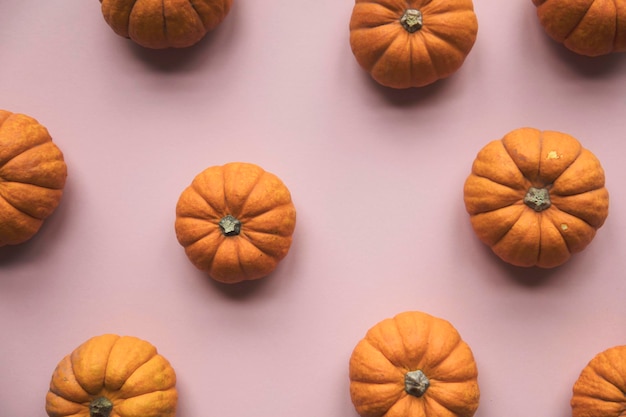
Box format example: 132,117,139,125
99,0,233,49
174,162,296,284
463,127,609,268
571,345,626,417
45,334,178,417
532,0,626,56
348,0,478,89
349,311,480,417
0,110,67,247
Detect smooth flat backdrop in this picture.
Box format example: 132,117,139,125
1,1,626,416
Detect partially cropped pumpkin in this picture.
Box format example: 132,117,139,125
463,127,609,268
349,0,478,89
0,110,67,247
532,0,626,56
45,334,177,417
175,162,296,283
349,311,480,417
571,345,626,417
99,0,233,49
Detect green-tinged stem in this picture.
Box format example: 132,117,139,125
405,369,430,397
400,9,423,33
90,397,113,417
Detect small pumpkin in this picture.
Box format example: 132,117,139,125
349,0,478,89
175,162,296,284
99,0,233,49
349,311,480,417
45,334,178,417
463,127,609,268
532,0,626,56
571,345,626,417
0,110,67,247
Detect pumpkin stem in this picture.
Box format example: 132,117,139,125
524,186,551,212
89,397,113,417
400,9,423,33
219,214,242,236
405,369,430,397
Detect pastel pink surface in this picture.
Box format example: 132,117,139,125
1,1,626,417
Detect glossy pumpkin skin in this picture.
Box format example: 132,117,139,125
571,345,626,417
463,127,609,268
533,0,626,56
45,334,178,417
349,0,478,89
0,110,67,247
100,0,233,49
349,311,480,417
175,162,296,284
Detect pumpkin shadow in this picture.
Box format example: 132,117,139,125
469,243,565,287
494,252,586,287
498,262,559,287
367,75,456,108
125,32,223,73
0,243,32,267
207,275,273,300
541,36,626,78
205,262,294,301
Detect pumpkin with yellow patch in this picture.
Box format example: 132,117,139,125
463,127,609,268
349,311,480,417
45,334,178,417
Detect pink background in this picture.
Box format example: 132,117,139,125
2,1,626,416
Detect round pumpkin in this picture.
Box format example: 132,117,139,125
45,334,177,417
0,110,67,247
532,0,626,56
99,0,233,49
349,0,478,89
349,311,480,417
571,345,626,417
175,162,296,284
463,127,609,268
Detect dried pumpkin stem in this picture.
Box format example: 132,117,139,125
219,214,242,236
89,397,113,417
524,186,551,212
400,9,423,33
405,369,430,397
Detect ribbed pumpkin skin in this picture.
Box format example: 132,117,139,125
571,345,626,417
100,0,233,49
463,127,609,268
349,0,478,89
175,162,296,284
349,311,480,417
0,110,67,246
45,334,178,417
533,0,626,56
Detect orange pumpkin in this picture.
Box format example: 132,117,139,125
349,0,478,89
0,110,67,247
99,0,233,49
533,0,626,56
175,162,296,283
571,345,626,417
45,334,178,417
463,127,609,268
349,311,480,417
